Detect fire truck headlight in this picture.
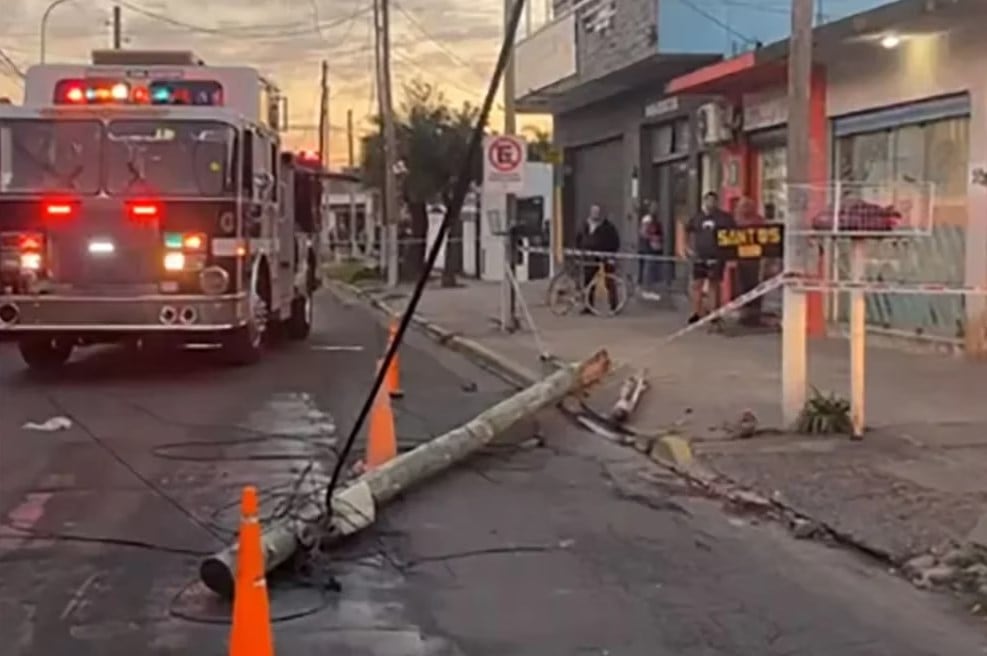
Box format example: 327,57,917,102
199,266,230,295
163,251,185,272
19,253,42,271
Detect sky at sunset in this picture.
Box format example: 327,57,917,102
0,0,552,169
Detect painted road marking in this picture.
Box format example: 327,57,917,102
0,492,53,555
310,345,364,352
60,572,100,621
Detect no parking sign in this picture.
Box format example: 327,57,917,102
482,135,526,194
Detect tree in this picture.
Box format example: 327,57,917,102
361,79,481,285
522,125,553,163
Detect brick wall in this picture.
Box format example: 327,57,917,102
577,0,657,82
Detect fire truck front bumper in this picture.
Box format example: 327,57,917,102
0,294,249,333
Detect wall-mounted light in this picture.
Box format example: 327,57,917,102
880,34,901,49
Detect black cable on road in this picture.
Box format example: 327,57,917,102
323,0,530,512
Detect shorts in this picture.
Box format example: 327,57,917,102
692,259,724,282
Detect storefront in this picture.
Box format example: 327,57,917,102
640,97,702,267
664,0,987,349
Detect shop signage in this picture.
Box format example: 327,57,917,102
715,223,785,260
743,92,788,132
644,96,679,119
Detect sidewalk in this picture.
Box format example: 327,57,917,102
342,277,987,568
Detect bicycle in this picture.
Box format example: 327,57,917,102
546,257,629,317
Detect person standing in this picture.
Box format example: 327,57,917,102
637,201,662,290
575,204,621,314
685,191,735,324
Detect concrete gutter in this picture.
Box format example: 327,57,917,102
327,280,561,388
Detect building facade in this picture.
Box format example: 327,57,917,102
515,0,898,263
666,0,987,351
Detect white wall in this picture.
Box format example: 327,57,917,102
479,162,554,283
824,22,987,349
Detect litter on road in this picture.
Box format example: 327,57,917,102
22,416,73,432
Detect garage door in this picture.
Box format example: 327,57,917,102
566,137,625,247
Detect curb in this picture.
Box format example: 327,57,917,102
327,280,900,565
326,280,548,388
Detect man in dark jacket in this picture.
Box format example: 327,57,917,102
575,204,620,313
685,191,735,324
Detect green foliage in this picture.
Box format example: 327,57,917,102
324,260,380,284
795,387,853,435
522,125,553,163
360,79,482,206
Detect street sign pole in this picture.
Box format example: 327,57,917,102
503,0,520,333
484,134,526,333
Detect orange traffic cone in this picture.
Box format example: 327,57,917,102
229,486,274,656
367,360,398,468
385,318,404,398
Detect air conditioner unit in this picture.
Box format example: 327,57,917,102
697,103,735,145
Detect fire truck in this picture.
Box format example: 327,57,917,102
0,50,325,370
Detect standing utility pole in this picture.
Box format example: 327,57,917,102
500,0,519,332
112,6,122,49
782,0,813,425
347,109,359,258
377,0,400,287
318,60,329,168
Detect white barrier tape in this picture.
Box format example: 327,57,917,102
520,245,683,263
661,273,787,343
785,278,987,295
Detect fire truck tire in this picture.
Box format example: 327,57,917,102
285,293,312,340
19,337,73,371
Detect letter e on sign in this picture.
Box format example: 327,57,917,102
483,135,527,194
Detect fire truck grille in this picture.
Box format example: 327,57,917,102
53,238,160,286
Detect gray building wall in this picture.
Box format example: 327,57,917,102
576,0,658,83
555,87,707,248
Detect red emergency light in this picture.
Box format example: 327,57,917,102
41,199,77,220
126,200,162,224
299,149,320,163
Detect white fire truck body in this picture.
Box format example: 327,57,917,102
0,51,323,369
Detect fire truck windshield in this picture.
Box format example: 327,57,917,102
106,120,236,197
0,119,102,195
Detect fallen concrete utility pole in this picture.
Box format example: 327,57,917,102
200,348,611,597
607,370,648,426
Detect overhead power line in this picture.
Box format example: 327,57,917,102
113,0,372,39
0,47,25,79
392,1,488,81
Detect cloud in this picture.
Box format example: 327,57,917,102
0,0,526,164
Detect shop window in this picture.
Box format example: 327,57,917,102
926,118,968,200
699,152,721,198
650,119,690,161
833,116,970,338
673,119,691,153
759,146,787,222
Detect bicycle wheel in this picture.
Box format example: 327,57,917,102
585,272,629,317
546,270,582,316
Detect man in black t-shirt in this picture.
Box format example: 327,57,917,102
685,191,735,324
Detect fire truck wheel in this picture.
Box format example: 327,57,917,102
18,337,73,372
285,292,312,340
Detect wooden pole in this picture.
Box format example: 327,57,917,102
199,348,611,598
318,60,329,167
347,109,359,257
379,0,400,287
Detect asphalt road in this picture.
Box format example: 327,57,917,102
1,291,986,655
